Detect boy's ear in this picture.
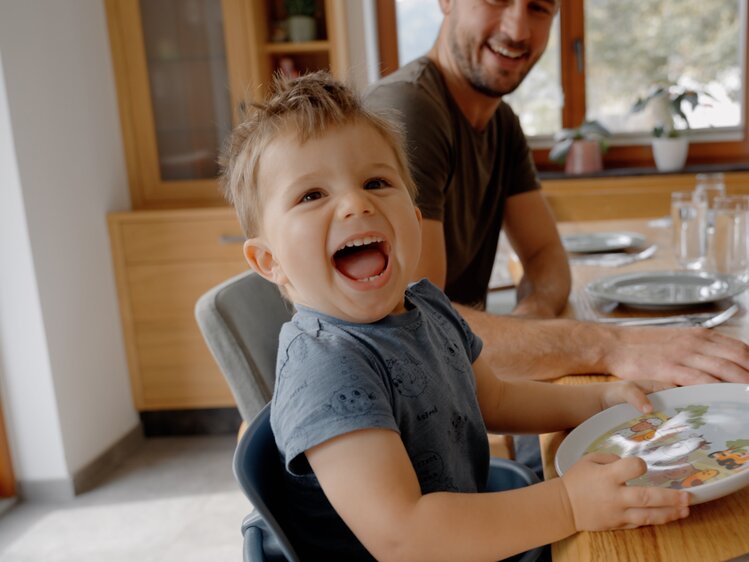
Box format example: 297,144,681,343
243,239,288,286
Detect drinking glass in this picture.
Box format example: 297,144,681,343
694,172,727,230
671,191,707,270
709,195,749,282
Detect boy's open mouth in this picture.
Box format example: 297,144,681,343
333,236,390,282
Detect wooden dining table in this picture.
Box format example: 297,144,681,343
542,218,749,562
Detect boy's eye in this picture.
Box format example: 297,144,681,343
363,178,391,190
300,190,323,203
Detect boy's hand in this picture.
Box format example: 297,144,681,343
561,453,690,531
599,380,673,415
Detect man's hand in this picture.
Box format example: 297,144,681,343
603,325,749,385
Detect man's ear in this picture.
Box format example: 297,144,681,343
243,239,288,286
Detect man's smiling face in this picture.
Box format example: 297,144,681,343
443,0,558,98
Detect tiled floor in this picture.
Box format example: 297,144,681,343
0,435,249,562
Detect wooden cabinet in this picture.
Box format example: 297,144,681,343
543,171,749,222
106,0,348,209
109,208,249,410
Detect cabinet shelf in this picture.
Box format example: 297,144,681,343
265,40,331,54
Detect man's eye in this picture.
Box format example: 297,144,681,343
364,178,391,190
300,190,323,203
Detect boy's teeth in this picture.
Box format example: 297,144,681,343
342,236,383,249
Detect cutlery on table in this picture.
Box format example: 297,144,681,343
594,303,740,328
569,244,657,267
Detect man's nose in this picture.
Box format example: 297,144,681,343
500,1,531,43
336,190,375,219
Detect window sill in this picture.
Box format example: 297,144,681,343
539,162,749,182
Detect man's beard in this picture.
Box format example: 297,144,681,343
449,34,529,98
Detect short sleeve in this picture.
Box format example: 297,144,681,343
271,329,399,475
408,279,483,364
366,81,453,221
500,103,541,198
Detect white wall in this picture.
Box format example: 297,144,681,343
0,0,138,487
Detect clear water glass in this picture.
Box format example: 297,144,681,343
709,195,749,282
671,191,707,270
694,172,727,230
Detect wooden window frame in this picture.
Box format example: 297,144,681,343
375,0,749,171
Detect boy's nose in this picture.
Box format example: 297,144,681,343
337,191,375,219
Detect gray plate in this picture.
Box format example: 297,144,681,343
562,231,647,254
586,270,749,309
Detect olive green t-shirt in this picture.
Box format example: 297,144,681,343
365,57,541,308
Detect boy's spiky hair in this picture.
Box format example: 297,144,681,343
219,71,417,238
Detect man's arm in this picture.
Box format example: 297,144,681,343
502,190,570,317
416,218,749,385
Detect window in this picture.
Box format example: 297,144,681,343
377,0,749,169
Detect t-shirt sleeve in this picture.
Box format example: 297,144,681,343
366,82,452,221
271,329,399,475
502,103,541,198
410,279,483,364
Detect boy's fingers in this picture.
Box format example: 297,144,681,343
623,505,690,527
580,452,621,465
621,486,690,509
609,456,648,480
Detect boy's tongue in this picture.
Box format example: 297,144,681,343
335,247,386,280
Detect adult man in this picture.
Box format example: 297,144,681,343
366,0,749,386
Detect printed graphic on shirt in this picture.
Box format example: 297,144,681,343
385,351,428,397
449,412,468,443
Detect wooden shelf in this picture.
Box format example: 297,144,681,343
265,40,331,54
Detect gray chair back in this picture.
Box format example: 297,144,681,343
195,271,293,421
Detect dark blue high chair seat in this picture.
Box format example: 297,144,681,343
233,403,543,562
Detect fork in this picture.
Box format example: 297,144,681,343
569,244,657,267
595,303,739,328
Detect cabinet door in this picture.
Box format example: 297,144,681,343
109,208,249,410
106,0,260,208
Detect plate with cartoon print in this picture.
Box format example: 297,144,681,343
555,383,749,505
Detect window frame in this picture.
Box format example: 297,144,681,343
375,0,749,171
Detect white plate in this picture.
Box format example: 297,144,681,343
555,384,749,505
562,232,647,254
586,270,748,309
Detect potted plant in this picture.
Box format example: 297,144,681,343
549,120,611,175
285,0,317,42
631,83,710,172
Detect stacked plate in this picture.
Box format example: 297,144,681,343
586,270,748,310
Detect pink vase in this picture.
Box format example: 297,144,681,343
565,140,603,175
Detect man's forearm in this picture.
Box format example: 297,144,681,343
512,247,571,318
455,304,612,380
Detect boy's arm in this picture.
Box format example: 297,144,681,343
472,354,668,434
306,427,688,562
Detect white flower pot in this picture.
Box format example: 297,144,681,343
652,137,689,172
287,15,316,42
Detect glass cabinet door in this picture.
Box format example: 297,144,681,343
106,0,347,208
106,0,257,207
139,0,232,181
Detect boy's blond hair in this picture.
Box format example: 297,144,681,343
220,71,418,238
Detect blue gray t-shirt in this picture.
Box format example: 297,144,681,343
270,279,490,560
